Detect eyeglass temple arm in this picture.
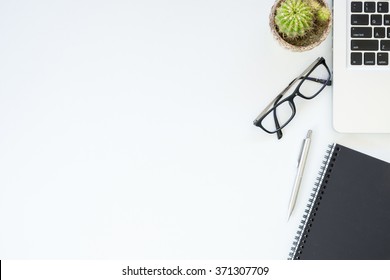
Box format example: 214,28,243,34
300,76,332,86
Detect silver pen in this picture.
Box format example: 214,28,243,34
287,130,312,220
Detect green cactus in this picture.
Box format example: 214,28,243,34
317,6,331,22
307,0,321,11
307,0,331,22
275,0,314,38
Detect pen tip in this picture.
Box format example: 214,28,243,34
307,130,312,138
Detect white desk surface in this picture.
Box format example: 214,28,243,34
1,0,389,259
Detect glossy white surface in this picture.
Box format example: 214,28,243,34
0,0,389,259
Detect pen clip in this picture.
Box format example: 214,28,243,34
297,130,312,166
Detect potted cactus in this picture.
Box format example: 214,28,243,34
270,0,332,51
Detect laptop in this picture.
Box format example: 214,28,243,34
333,0,390,132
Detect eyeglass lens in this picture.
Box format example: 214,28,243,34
261,100,295,133
299,63,329,98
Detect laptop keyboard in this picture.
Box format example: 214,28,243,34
350,1,390,66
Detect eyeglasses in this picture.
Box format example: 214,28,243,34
253,57,332,139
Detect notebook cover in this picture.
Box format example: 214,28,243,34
290,144,390,260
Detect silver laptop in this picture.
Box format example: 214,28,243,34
333,0,390,132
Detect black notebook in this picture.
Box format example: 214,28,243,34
289,143,390,260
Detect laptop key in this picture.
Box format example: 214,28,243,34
364,52,376,65
377,53,389,65
374,27,386,38
365,2,376,13
380,40,390,50
377,2,389,13
351,14,369,25
351,52,363,65
371,14,382,25
352,2,363,12
351,39,379,50
387,27,390,38
385,15,390,25
351,27,372,38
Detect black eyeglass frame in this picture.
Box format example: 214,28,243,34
253,57,332,139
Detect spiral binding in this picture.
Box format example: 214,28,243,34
288,143,338,260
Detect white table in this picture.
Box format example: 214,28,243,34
1,0,389,259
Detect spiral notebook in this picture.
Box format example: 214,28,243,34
289,143,390,260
